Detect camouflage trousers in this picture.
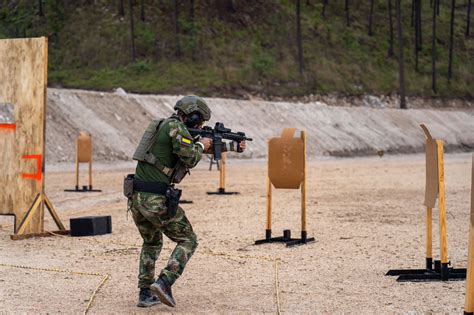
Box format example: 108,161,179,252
129,191,198,288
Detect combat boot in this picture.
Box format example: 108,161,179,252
150,277,176,307
137,288,161,308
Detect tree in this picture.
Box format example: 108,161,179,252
448,0,455,80
432,0,437,93
396,0,406,109
129,0,136,62
38,0,44,16
322,0,328,18
174,0,181,57
119,0,125,17
140,0,145,22
296,0,304,74
368,0,375,35
415,0,420,71
467,0,472,36
345,0,350,26
190,0,196,60
387,0,394,56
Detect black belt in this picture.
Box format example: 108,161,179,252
133,179,169,195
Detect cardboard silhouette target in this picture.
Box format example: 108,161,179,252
255,128,315,247
64,132,101,192
0,37,66,239
386,124,466,281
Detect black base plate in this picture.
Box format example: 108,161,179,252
255,229,315,247
387,261,466,282
64,186,102,193
207,188,239,195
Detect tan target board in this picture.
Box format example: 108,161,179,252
386,124,466,281
465,155,474,314
255,128,314,247
0,37,66,239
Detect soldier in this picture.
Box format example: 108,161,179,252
129,95,246,308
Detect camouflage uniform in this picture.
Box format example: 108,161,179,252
130,115,202,288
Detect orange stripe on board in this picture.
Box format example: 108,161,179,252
21,154,43,181
0,123,16,130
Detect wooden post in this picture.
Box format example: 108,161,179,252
75,139,80,190
266,140,272,239
465,156,474,314
219,153,226,191
426,207,433,269
436,140,449,280
301,131,307,240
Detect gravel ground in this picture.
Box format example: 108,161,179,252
0,153,472,313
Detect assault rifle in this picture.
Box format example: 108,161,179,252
188,122,252,161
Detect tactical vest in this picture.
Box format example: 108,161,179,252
133,118,188,183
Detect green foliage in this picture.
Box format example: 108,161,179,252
0,0,472,98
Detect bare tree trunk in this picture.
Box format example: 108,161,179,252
467,0,472,36
128,0,136,62
129,0,136,62
417,0,422,49
345,0,350,26
432,0,437,93
119,0,125,17
396,0,407,109
368,0,375,35
296,0,304,74
140,0,145,22
436,0,440,15
415,0,419,71
388,0,394,56
174,0,181,57
322,0,328,18
190,0,196,60
448,0,455,80
38,0,44,16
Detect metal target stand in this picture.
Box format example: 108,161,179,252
255,129,315,247
64,132,101,193
386,125,466,282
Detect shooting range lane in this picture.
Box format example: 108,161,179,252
0,153,471,313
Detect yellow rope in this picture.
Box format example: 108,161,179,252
274,259,282,315
83,273,110,315
0,263,109,314
202,248,283,314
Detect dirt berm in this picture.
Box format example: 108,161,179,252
46,88,474,162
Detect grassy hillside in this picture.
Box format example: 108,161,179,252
0,0,473,98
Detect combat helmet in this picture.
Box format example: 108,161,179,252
174,95,211,121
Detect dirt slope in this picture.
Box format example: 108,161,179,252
46,88,474,162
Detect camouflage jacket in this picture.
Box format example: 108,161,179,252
135,115,203,184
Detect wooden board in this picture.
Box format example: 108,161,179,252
421,124,439,208
268,128,305,189
77,131,92,163
0,37,48,234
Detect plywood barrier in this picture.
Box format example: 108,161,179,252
464,155,474,315
255,128,315,247
386,124,466,281
0,37,66,238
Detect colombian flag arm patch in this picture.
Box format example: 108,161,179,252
181,137,193,146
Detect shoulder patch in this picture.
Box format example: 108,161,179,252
180,137,193,147
169,127,178,137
